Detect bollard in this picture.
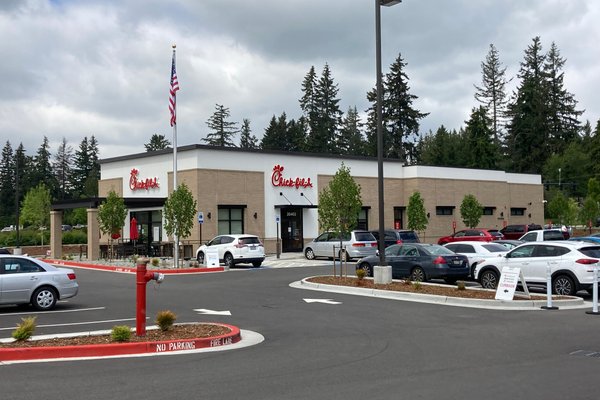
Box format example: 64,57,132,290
586,263,599,315
541,261,558,310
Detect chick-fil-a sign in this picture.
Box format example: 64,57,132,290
271,164,313,189
129,168,160,191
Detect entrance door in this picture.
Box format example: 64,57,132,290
281,207,303,252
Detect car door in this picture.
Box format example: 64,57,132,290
392,245,421,278
312,232,332,258
383,245,403,276
503,244,537,276
0,258,44,304
527,244,566,283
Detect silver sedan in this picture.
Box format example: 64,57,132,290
0,255,79,310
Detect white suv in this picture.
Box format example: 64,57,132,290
474,241,600,296
196,234,265,268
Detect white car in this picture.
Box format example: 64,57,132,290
443,241,508,279
195,234,265,268
474,241,600,296
303,231,377,261
0,255,79,310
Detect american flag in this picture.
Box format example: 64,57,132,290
169,51,180,127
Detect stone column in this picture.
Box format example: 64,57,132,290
50,210,63,259
87,208,100,261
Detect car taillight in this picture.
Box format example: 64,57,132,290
396,240,403,245
352,243,365,247
576,259,599,265
433,256,446,265
67,273,76,280
371,243,378,247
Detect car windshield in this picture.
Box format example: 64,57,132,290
238,237,260,245
354,232,376,241
424,244,454,255
578,246,600,258
482,243,509,252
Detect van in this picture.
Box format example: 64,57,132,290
370,229,420,247
499,224,542,240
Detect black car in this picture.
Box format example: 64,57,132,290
370,229,420,248
356,243,469,284
0,248,10,254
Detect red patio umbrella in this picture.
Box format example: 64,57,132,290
130,217,139,243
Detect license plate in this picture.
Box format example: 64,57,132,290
452,260,461,265
249,246,257,251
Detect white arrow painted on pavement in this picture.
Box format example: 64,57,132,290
303,298,342,305
193,308,232,316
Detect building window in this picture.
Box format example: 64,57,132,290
510,208,526,216
218,206,245,235
356,208,368,230
483,207,495,216
436,206,454,216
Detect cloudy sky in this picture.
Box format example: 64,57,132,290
2,0,599,160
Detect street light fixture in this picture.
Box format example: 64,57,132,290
375,0,402,267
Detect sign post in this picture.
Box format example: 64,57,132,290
541,261,558,310
198,212,204,246
276,216,280,259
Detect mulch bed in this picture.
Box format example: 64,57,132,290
0,323,230,348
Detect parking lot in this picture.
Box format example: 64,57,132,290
1,261,600,400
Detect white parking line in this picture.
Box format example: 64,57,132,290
0,307,106,317
0,317,137,331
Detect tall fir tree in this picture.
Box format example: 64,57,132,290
203,104,238,147
505,36,548,173
286,117,308,152
144,134,171,152
30,136,55,193
71,137,90,198
474,44,510,145
53,137,73,200
463,106,498,169
337,106,366,156
261,114,289,151
299,65,318,139
0,141,14,226
239,119,258,149
14,143,32,214
543,42,583,155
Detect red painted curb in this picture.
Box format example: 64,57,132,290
46,259,225,274
0,323,241,362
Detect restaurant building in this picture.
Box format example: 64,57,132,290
49,145,543,260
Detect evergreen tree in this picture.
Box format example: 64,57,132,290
337,106,366,156
84,135,100,197
203,104,238,147
53,137,73,200
15,143,33,204
365,54,428,162
299,65,318,140
418,126,466,167
0,141,14,226
286,117,308,152
144,134,171,152
239,119,258,149
590,119,600,179
30,136,55,194
474,44,510,145
463,106,498,169
543,42,583,154
261,114,288,151
505,37,548,173
71,137,90,198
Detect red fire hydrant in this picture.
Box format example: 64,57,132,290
136,258,165,336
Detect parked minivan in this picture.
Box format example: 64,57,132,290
303,230,377,261
499,224,542,240
370,229,420,248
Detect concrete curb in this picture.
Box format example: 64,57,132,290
0,323,242,363
291,277,587,310
46,259,224,274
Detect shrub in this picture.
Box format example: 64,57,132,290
111,325,132,342
12,316,37,341
413,281,422,290
456,281,467,291
151,257,160,267
156,310,177,331
356,268,366,281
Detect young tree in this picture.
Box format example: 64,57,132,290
203,104,239,147
239,119,258,149
474,44,510,144
318,163,362,267
407,191,428,234
163,183,198,267
460,194,483,228
20,184,51,245
97,190,127,260
145,134,171,152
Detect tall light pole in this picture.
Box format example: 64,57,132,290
376,0,401,266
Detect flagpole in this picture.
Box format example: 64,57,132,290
171,44,179,268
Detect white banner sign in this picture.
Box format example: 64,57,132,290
205,247,219,268
495,267,523,301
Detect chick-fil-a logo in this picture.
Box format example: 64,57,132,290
129,168,160,191
271,164,313,189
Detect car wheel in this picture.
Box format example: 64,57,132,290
304,248,315,260
224,253,235,268
553,275,576,296
480,270,499,289
410,267,426,282
196,251,205,264
252,261,262,268
31,286,58,311
358,262,372,277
